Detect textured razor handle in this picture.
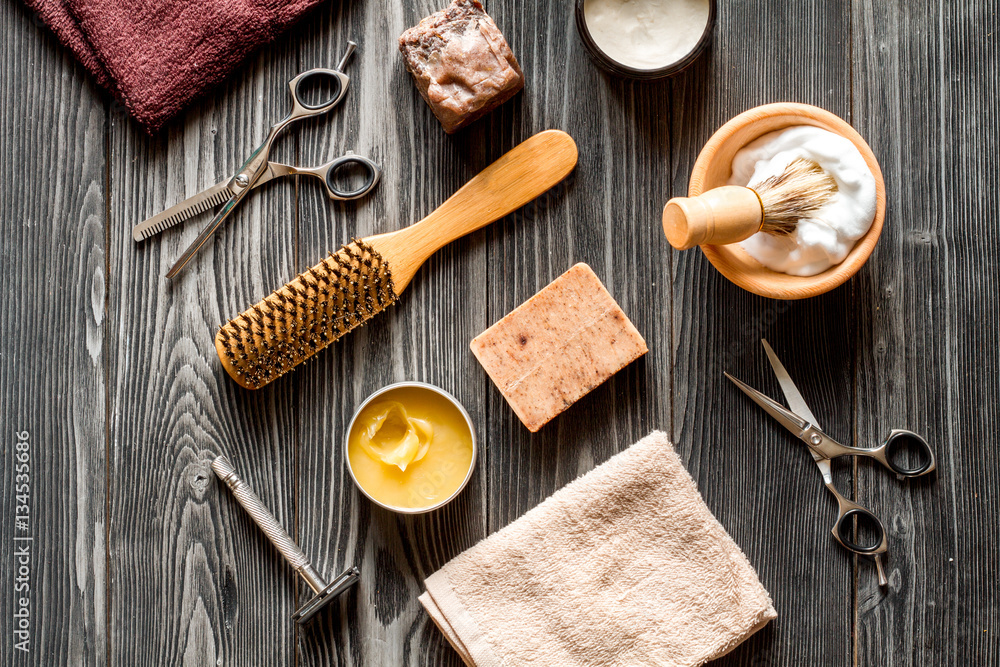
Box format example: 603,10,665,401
212,456,309,570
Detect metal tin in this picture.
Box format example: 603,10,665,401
344,381,477,514
574,0,716,80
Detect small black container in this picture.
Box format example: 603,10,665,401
574,0,716,80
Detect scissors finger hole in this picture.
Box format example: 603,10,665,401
294,71,343,110
884,430,934,476
327,157,379,199
837,509,885,553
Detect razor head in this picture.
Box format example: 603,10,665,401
292,566,360,624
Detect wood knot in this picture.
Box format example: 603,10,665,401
184,462,212,500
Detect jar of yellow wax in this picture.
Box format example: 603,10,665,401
345,382,476,513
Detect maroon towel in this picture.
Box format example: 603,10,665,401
26,0,325,133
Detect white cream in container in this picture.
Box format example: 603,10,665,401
583,0,711,71
729,126,877,276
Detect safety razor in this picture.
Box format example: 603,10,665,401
212,455,359,623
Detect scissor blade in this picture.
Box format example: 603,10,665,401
761,339,821,429
132,182,232,242
725,372,810,438
165,187,249,279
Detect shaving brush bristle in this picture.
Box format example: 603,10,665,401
754,158,838,236
216,239,398,390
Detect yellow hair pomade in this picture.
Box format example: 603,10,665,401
346,383,475,512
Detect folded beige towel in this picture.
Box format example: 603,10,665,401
419,431,776,667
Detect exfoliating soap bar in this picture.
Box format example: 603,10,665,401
399,0,524,134
471,263,648,432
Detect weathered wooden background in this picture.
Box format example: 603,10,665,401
1,0,997,664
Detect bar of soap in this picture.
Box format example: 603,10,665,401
398,0,524,134
471,263,648,432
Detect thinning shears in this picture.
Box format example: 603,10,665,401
133,41,381,279
726,339,936,587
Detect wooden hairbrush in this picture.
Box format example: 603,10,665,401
216,130,578,390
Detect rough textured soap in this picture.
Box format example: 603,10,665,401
398,0,524,134
471,263,648,432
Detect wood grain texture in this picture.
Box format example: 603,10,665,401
0,2,107,665
851,0,1000,664
1,0,999,665
104,39,302,667
670,2,856,665
481,0,676,520
295,3,493,664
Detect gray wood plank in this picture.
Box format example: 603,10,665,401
477,0,676,562
105,41,302,665
0,2,107,665
478,0,677,662
852,1,1000,665
289,1,849,664
5,0,999,665
668,3,856,666
294,2,492,664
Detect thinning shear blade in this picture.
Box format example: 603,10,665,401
158,41,359,279
132,182,232,242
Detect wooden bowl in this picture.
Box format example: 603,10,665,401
683,103,886,299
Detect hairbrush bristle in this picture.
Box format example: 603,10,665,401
753,158,838,236
216,239,398,390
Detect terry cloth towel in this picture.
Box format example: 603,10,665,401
419,431,776,667
25,0,325,133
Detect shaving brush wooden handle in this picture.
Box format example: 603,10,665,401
663,158,838,250
662,186,763,250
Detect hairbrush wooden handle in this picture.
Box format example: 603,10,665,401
366,129,578,292
662,186,763,250
215,130,578,391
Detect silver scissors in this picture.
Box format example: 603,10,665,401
132,41,381,279
725,339,936,587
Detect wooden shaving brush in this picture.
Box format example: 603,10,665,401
216,130,578,390
662,158,838,250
